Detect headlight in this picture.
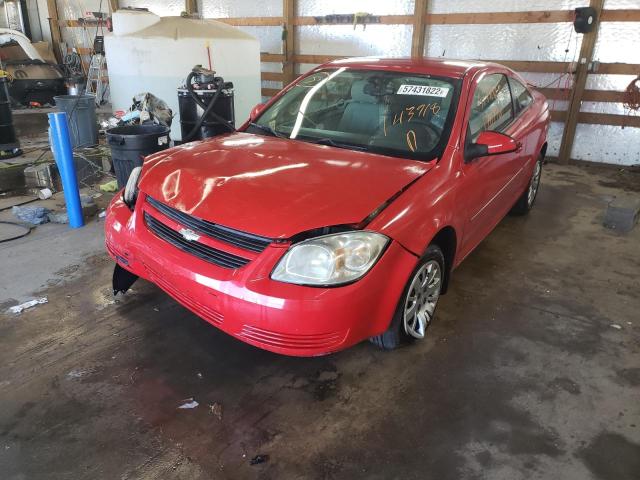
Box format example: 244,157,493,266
123,166,142,209
271,231,389,286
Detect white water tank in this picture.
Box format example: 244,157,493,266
105,10,261,140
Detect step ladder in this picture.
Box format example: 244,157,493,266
85,54,108,105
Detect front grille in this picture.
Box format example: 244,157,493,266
146,196,273,253
144,212,250,269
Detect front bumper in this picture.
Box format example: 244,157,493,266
105,194,418,356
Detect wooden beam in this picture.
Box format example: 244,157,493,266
537,88,627,103
261,72,284,82
425,10,574,24
213,10,639,27
294,54,344,64
551,110,640,128
411,0,428,59
283,0,296,85
260,53,285,62
293,15,414,25
600,9,640,21
185,0,197,15
496,60,573,73
59,20,101,27
558,0,606,164
261,87,281,97
46,0,63,63
596,63,640,75
288,56,635,76
578,112,640,128
215,17,281,26
296,57,573,73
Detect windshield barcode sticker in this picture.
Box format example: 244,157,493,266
397,85,450,97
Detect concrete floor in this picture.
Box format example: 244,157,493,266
0,163,639,479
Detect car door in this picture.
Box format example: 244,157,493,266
459,72,521,258
506,76,538,195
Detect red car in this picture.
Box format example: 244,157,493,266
106,58,549,356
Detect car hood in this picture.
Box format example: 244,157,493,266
139,132,433,239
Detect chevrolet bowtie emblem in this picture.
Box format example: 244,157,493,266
179,228,200,242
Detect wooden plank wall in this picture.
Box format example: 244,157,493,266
50,1,640,161
245,5,640,162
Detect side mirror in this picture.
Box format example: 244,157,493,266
464,131,519,162
249,103,265,121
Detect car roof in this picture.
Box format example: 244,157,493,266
320,57,504,79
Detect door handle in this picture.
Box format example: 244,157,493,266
515,141,523,153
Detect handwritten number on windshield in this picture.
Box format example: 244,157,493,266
406,130,417,152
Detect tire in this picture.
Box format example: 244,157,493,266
370,244,445,350
511,155,543,215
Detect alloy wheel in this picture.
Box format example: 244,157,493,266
527,160,542,207
403,260,442,339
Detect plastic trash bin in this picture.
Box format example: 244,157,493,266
54,95,99,149
106,124,171,188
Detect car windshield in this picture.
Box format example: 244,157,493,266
248,68,460,161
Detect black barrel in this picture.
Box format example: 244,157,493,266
106,124,171,188
178,88,235,141
0,76,20,154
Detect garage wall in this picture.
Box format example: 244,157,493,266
63,0,640,165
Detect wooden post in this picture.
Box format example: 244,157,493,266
46,0,63,63
185,0,197,15
282,0,296,85
558,0,605,164
108,0,119,14
411,0,429,58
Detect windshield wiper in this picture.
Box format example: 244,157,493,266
248,122,287,139
307,137,369,151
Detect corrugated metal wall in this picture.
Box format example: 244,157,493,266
72,0,640,164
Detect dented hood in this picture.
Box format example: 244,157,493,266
139,133,433,239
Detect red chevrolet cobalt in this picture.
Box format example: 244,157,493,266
106,58,549,356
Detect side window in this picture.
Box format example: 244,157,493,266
468,74,514,141
509,77,534,114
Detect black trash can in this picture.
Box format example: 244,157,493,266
107,124,171,188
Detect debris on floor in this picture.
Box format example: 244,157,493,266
177,398,199,409
37,188,53,200
12,205,49,224
603,195,640,233
611,324,623,330
47,211,69,224
249,454,269,466
208,402,223,420
8,297,48,314
67,368,90,378
99,180,118,192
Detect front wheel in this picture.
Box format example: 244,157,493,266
511,156,542,215
370,245,445,350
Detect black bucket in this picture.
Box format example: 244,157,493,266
107,124,171,188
